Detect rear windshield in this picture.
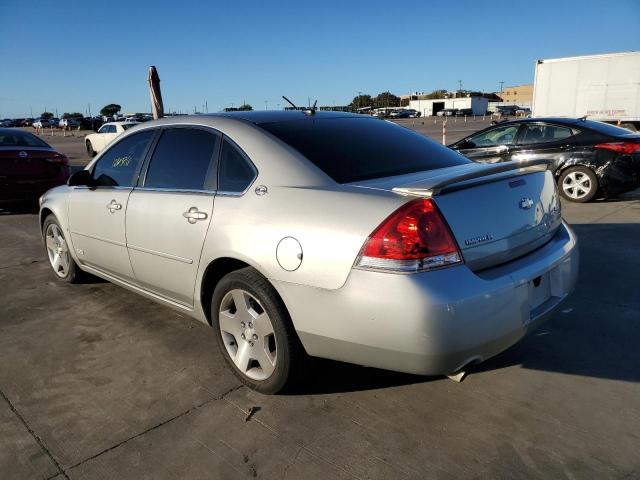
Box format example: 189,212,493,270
122,123,138,130
260,117,470,183
583,120,637,136
0,130,50,148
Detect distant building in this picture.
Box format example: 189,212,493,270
409,96,489,116
497,84,533,105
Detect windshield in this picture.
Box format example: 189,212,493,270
583,120,638,136
260,117,470,183
0,130,51,148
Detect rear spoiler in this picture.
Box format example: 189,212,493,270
392,159,551,197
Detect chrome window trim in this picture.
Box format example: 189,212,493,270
133,187,215,195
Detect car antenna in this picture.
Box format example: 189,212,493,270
282,96,298,110
578,115,587,121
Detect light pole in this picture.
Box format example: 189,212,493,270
265,100,268,110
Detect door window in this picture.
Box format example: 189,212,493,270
144,128,219,190
519,124,574,145
466,125,520,148
218,139,257,193
92,130,155,187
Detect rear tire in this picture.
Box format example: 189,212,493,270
558,166,598,203
86,140,96,157
211,267,305,394
42,215,87,283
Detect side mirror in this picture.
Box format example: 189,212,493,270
68,169,95,187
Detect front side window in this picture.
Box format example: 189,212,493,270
466,125,520,148
519,124,574,145
218,139,256,192
92,130,155,187
144,128,219,190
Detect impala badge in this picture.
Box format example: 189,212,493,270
519,197,534,210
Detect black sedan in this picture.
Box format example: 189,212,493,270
0,128,69,204
449,118,640,202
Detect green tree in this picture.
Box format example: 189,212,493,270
423,89,448,99
62,112,84,119
373,91,400,108
238,104,253,111
99,104,121,117
40,112,53,119
350,94,373,109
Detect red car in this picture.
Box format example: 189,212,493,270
0,128,69,203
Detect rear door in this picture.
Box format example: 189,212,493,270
511,122,577,169
68,129,156,281
454,124,523,163
125,127,220,306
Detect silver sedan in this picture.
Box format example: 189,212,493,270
39,111,578,393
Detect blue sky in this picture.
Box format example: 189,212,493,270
1,0,639,117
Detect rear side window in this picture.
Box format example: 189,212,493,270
218,139,256,192
144,128,219,190
260,117,470,183
92,130,155,187
519,124,574,145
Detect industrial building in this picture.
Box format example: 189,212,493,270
408,96,489,116
497,84,533,105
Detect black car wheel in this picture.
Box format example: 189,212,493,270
558,166,598,203
86,140,96,157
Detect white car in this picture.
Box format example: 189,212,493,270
85,121,139,156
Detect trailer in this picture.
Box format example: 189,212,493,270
532,51,640,131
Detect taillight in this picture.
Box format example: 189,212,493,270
45,154,69,165
355,198,462,273
594,142,640,154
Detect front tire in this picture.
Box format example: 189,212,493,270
558,166,598,203
86,140,96,157
211,267,304,394
43,215,86,283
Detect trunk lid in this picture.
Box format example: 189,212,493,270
0,147,65,180
352,161,562,271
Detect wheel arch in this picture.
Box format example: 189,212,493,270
200,257,286,326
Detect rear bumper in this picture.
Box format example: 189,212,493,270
275,221,578,376
0,176,68,202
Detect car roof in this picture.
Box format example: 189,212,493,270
214,110,363,124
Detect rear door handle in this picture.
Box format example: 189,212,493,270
106,200,122,213
182,207,208,224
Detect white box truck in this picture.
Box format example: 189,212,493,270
532,51,640,131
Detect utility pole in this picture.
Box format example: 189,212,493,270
205,101,208,113
499,81,505,96
265,100,268,110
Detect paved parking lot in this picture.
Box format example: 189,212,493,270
2,123,639,479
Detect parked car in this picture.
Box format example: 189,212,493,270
48,118,60,128
449,117,640,202
0,119,12,127
21,118,34,127
0,128,69,203
437,109,457,117
59,118,80,128
40,111,578,393
389,109,412,119
33,118,50,128
84,121,139,156
455,108,473,116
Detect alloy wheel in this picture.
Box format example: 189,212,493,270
45,224,70,278
218,289,277,381
562,171,592,200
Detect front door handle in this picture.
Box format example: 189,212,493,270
106,200,122,213
182,207,208,224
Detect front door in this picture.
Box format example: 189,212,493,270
455,124,522,163
68,129,156,281
125,127,220,306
